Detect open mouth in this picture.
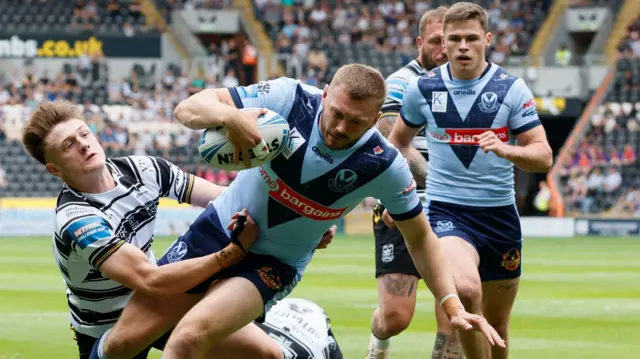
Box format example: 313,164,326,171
87,153,97,161
458,55,472,63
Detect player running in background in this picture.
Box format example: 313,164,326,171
20,101,264,359
388,3,553,359
367,6,451,359
92,63,504,359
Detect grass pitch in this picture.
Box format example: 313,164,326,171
1,235,639,358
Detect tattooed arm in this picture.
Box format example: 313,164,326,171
388,115,428,189
376,113,399,139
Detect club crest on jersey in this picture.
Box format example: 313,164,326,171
434,221,454,233
328,169,358,193
478,92,500,113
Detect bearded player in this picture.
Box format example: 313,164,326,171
91,64,505,359
388,3,552,359
366,6,454,359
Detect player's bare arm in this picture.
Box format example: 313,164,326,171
475,126,552,172
173,88,268,168
98,209,257,296
189,175,228,209
388,116,428,188
393,214,506,348
376,113,399,138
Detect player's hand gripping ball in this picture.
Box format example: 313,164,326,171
198,108,290,170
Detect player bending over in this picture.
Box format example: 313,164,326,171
388,3,553,359
20,101,264,359
367,6,451,359
250,297,344,359
91,63,505,359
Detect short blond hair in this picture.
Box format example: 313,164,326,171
443,2,489,33
23,101,84,165
330,64,386,109
418,6,448,37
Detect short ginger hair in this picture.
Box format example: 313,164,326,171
330,64,387,109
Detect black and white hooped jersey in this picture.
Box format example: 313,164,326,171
53,156,194,337
381,59,428,157
257,298,343,359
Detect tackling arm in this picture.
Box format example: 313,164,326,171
507,126,553,173
388,117,428,189
99,241,244,296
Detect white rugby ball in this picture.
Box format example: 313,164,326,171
198,108,290,170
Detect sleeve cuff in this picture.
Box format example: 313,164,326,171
512,120,541,135
227,88,244,109
400,110,423,129
93,240,125,270
388,203,423,221
182,174,195,204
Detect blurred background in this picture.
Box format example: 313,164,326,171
0,1,639,358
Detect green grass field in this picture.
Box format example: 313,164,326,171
1,235,640,359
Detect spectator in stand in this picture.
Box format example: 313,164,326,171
622,144,637,165
604,167,622,194
99,125,119,150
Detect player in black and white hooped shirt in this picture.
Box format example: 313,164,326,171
367,6,451,359
21,101,267,359
257,298,343,359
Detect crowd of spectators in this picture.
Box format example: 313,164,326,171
254,0,547,85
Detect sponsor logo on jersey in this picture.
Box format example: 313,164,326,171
497,73,509,80
522,108,537,117
426,71,436,78
68,216,111,249
478,92,500,113
428,126,509,145
311,146,334,164
328,169,358,193
432,91,448,112
453,89,476,96
373,146,384,155
522,98,535,109
402,179,416,195
282,127,306,159
500,249,521,271
259,166,347,220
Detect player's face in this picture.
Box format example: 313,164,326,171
321,84,381,150
417,21,447,69
44,119,106,180
444,19,491,77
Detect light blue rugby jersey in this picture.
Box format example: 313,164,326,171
400,63,542,207
210,77,422,274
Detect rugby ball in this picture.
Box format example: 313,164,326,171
198,108,290,170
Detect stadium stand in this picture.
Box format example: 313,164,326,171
255,0,551,85
556,15,640,216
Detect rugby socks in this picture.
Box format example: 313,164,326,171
371,332,391,349
89,329,112,359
